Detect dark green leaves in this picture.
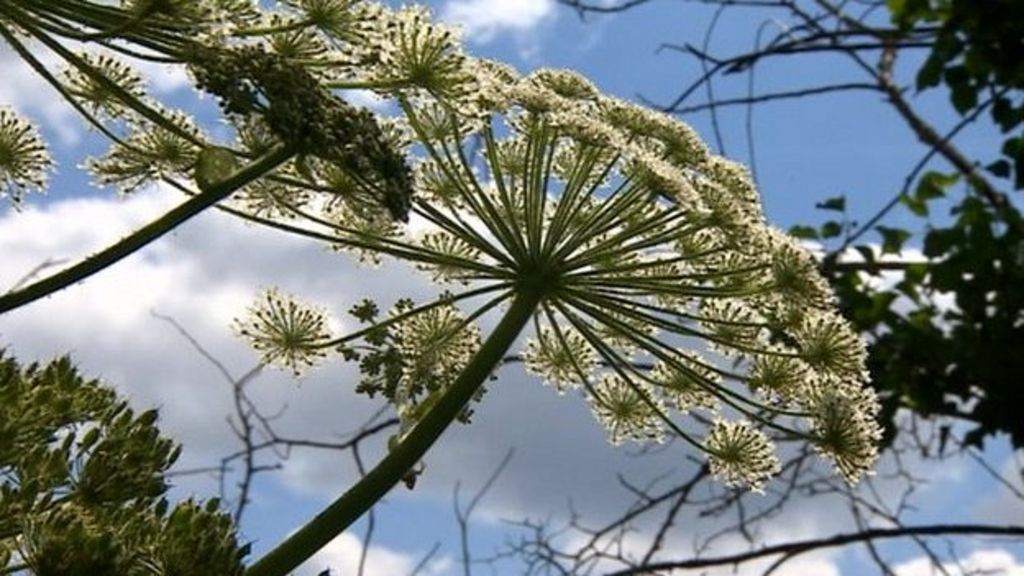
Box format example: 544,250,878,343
902,171,957,216
788,225,819,240
0,351,249,575
876,226,911,255
815,195,846,212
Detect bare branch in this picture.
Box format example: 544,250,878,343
603,524,1024,575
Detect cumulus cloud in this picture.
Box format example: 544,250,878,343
555,528,840,576
440,0,555,43
1,42,191,147
973,451,1024,524
894,548,1024,576
299,532,451,576
0,46,80,145
0,187,431,490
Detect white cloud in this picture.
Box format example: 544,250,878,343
0,46,81,145
973,451,1024,524
0,187,432,493
134,58,191,95
299,532,452,576
895,548,1024,576
441,0,555,43
338,88,390,113
549,519,841,576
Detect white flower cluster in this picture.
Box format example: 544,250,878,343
225,0,881,490
395,303,482,396
381,54,881,488
0,107,52,205
2,0,881,491
234,288,332,377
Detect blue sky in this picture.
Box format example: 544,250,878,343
1,1,1022,575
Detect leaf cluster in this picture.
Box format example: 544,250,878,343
787,1,1024,450
889,0,1024,188
0,350,248,575
342,297,483,426
799,184,1024,450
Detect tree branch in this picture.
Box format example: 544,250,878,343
603,524,1024,575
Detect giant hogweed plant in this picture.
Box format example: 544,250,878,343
0,0,881,574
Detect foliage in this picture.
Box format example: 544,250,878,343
0,350,248,574
816,194,1024,449
802,0,1024,449
891,0,1024,184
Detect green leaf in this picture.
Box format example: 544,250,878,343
918,171,958,199
990,95,1021,132
901,193,927,216
853,245,878,273
815,195,846,212
821,221,843,239
987,159,1011,178
924,227,962,258
877,226,911,254
788,225,819,240
904,171,958,215
948,74,979,114
916,54,944,90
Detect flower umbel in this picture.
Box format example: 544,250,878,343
0,107,52,205
589,374,666,446
234,289,332,376
704,420,782,492
164,0,885,491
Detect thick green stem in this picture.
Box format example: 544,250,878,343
0,144,294,314
244,288,543,576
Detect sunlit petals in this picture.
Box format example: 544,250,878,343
87,112,202,194
704,420,781,492
765,228,835,310
327,200,402,266
416,230,481,283
396,303,481,395
746,349,810,400
62,53,147,119
234,289,333,376
363,6,475,103
793,310,868,381
698,299,766,356
804,382,882,484
650,355,719,413
523,326,596,393
0,108,52,205
589,374,666,445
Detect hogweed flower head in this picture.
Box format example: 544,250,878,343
0,108,52,205
62,53,147,119
142,0,882,490
589,374,666,446
704,420,782,492
234,288,332,376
